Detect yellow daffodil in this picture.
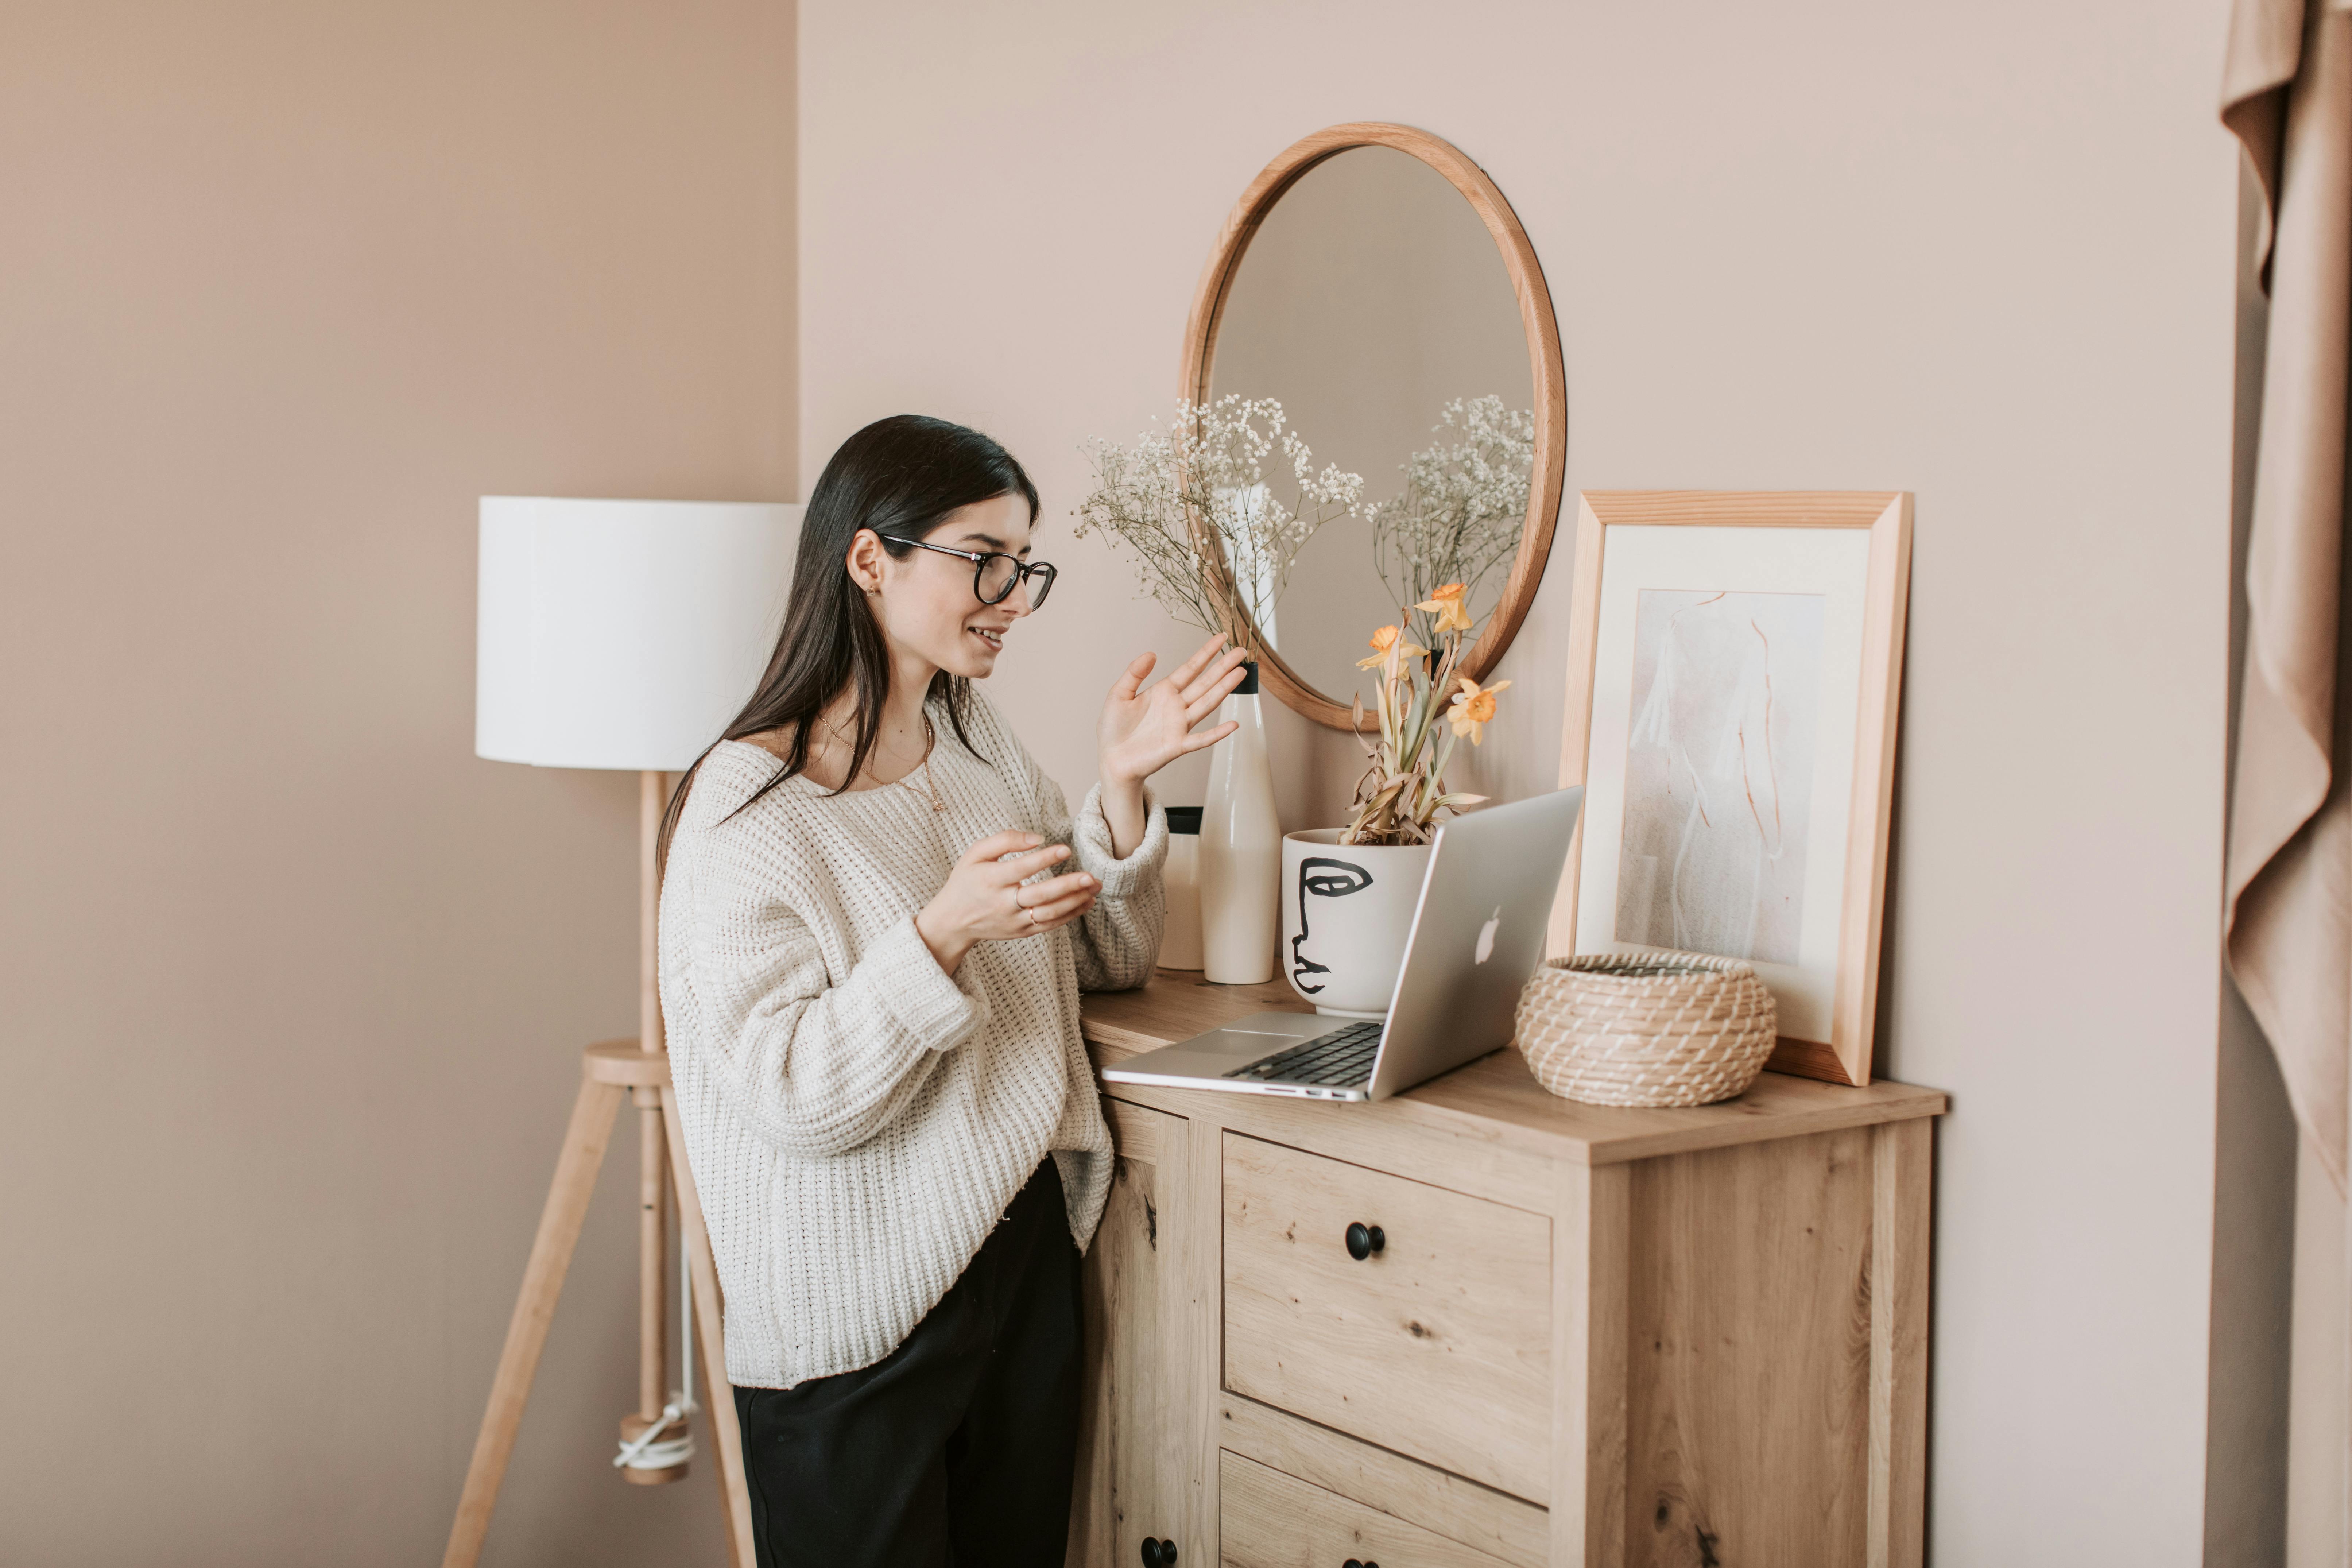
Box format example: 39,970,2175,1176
1355,623,1427,670
1414,582,1473,635
1447,674,1511,745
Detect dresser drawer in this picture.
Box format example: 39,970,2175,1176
1220,1134,1552,1503
1219,1449,1514,1568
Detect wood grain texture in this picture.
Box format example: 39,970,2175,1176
1547,491,1914,1086
1181,1110,1227,1558
1822,495,1913,1087
442,1075,624,1568
1084,973,1946,1172
1553,1160,1629,1568
663,1087,754,1568
1760,1035,1851,1085
1623,1128,1878,1568
1069,1100,1193,1568
1177,121,1566,731
1867,1117,1932,1568
1216,1393,1549,1568
1084,972,1308,1054
1067,1186,1113,1568
1547,496,1609,960
1217,1449,1515,1568
1104,1094,1165,1164
1080,982,1940,1565
635,1099,671,1429
1578,491,1903,529
582,1038,674,1087
1221,1133,1553,1503
1115,1071,1557,1213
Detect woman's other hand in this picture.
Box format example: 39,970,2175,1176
1099,634,1248,788
914,831,1098,975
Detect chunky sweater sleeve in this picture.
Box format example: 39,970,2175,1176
675,830,987,1157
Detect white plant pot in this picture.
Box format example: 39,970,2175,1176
1281,830,1432,1018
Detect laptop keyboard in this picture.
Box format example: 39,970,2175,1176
1224,1021,1383,1089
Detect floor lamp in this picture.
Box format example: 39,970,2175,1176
445,496,800,1568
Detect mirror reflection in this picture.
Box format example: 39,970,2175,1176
1211,144,1535,709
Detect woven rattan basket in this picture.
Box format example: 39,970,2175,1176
1515,953,1779,1108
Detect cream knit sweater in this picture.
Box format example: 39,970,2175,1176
658,690,1167,1389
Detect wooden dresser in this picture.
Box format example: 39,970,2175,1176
1067,973,1945,1568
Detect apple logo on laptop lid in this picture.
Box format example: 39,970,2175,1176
1474,905,1503,964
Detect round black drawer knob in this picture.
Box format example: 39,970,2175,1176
1344,1222,1386,1261
1139,1537,1177,1567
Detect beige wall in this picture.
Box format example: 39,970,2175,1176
0,2,2264,1560
802,0,2241,1559
0,4,792,1564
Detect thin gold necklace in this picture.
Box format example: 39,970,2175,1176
896,713,944,813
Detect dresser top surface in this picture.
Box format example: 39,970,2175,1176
1082,971,1946,1166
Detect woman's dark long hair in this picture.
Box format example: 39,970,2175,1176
658,414,1040,870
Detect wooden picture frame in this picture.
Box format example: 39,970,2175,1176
1179,121,1568,731
1549,491,1913,1086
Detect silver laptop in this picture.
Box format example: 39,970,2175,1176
1103,787,1584,1103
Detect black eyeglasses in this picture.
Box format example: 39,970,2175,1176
894,536,1057,610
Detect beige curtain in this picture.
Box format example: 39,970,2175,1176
2225,0,2352,1203
2224,0,2352,1559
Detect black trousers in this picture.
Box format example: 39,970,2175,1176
732,1159,1082,1568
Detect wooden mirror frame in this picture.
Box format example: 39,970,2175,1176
1180,122,1567,730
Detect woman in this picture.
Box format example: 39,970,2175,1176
657,414,1245,1567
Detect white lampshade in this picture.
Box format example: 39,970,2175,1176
476,497,802,771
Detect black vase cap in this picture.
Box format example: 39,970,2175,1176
1164,806,1204,835
1233,659,1259,695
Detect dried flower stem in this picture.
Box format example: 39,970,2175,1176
1342,582,1497,847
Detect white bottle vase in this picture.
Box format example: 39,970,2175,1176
1198,663,1280,984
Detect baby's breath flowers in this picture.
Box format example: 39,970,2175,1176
1369,395,1537,647
1074,397,1364,662
1341,582,1504,846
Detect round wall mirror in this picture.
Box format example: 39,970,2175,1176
1182,123,1566,729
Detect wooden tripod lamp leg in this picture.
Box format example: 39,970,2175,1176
444,770,750,1567
638,1098,666,1427
665,1085,757,1568
618,1086,689,1482
443,1073,626,1568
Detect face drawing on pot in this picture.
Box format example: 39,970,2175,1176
1290,856,1374,994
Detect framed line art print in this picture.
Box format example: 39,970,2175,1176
1549,491,1912,1086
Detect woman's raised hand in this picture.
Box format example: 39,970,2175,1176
1098,634,1249,787
914,830,1099,976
